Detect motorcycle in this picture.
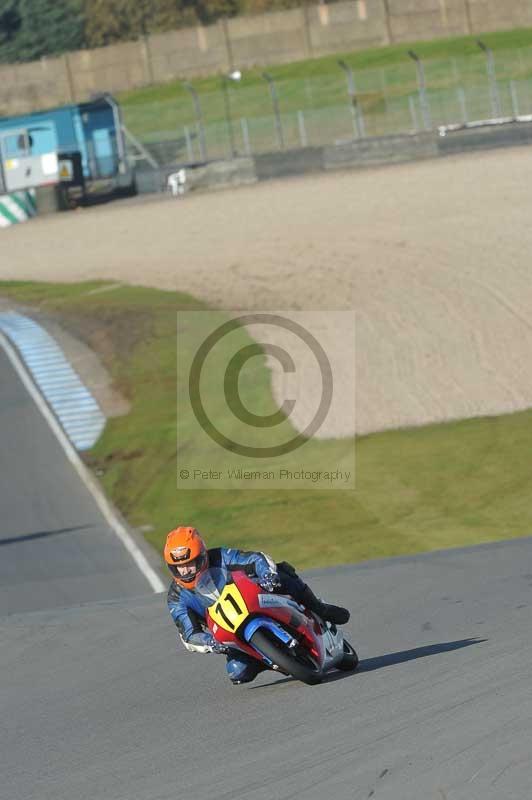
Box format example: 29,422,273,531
195,566,359,685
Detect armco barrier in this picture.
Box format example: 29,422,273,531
0,190,36,228
437,121,532,154
254,147,324,181
136,157,256,194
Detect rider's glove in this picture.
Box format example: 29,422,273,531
259,570,281,592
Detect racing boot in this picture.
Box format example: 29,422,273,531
300,585,350,625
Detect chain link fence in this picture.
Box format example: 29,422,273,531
120,45,532,166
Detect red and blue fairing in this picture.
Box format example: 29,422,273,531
195,567,325,668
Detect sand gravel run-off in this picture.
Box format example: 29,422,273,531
2,147,532,438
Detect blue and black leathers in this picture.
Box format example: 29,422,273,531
167,547,308,683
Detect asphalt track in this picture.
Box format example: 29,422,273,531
2,537,532,800
0,343,151,614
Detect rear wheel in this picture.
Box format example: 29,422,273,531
337,639,359,671
249,630,323,685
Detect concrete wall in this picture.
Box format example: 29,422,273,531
308,1,388,57
323,130,438,169
136,120,532,197
227,9,311,68
67,41,150,98
2,0,532,116
387,0,472,42
0,56,73,115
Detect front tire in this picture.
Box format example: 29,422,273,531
249,630,323,685
337,639,359,671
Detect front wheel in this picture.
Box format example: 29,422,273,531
249,630,323,686
337,639,359,672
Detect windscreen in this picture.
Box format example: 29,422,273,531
195,566,230,608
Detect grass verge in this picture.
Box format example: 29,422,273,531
1,279,532,569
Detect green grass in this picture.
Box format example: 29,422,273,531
2,279,532,570
117,26,532,154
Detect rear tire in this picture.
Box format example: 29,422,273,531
337,639,359,672
249,630,323,686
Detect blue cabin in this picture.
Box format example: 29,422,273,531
0,95,132,194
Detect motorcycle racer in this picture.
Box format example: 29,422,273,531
165,526,350,685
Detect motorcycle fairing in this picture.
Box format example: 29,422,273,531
243,617,295,646
199,567,331,672
258,594,305,613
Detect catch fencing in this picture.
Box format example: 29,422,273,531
122,44,532,165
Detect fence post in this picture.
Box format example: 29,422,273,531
221,71,242,159
510,81,519,117
184,126,194,161
297,110,308,147
457,87,468,122
262,72,285,149
408,96,419,131
408,50,431,130
477,40,502,118
183,81,207,162
338,60,366,139
240,118,251,156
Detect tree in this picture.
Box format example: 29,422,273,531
184,0,240,26
0,0,22,60
84,0,192,48
0,0,84,63
84,0,245,47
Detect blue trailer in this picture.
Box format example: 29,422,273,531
0,94,134,197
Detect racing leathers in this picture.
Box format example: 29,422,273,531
168,548,300,683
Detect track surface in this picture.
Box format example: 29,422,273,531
3,538,532,800
0,344,150,614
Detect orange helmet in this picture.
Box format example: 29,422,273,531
164,526,208,589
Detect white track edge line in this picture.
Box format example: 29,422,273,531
0,330,165,594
